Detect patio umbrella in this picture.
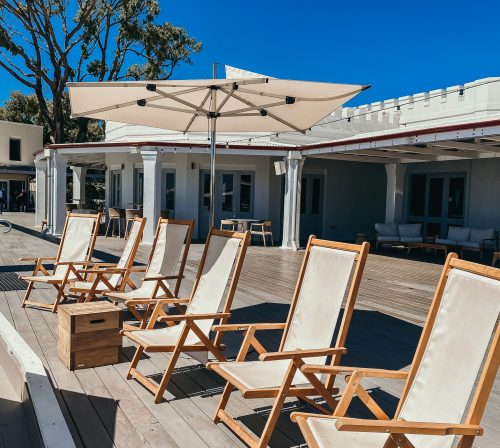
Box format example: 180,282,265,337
68,77,369,227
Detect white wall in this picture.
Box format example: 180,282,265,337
0,121,42,166
104,151,276,239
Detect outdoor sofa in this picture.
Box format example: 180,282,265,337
374,222,423,250
435,225,497,257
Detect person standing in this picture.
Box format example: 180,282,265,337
17,189,27,212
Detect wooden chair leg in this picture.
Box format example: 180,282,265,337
214,382,234,423
105,219,112,237
21,281,35,308
262,231,266,247
270,231,274,246
257,362,297,448
127,345,144,379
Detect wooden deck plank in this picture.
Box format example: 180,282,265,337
0,216,497,448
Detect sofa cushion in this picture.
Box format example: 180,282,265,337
435,238,458,246
400,236,424,243
377,235,401,242
375,223,398,237
398,223,422,238
459,241,481,249
470,228,495,243
447,226,470,241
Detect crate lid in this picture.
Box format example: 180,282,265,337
58,302,120,316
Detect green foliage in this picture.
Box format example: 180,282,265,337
0,0,202,143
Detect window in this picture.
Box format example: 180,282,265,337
221,174,234,212
165,172,175,210
311,178,321,214
409,174,426,216
239,174,252,213
9,139,21,161
111,172,121,207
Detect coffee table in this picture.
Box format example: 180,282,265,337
407,241,449,257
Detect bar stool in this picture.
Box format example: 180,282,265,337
106,207,123,238
125,209,143,239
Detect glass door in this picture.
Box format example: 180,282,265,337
407,173,466,237
162,170,176,217
134,168,144,207
300,174,324,239
198,170,254,238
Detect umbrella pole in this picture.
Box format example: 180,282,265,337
209,116,216,229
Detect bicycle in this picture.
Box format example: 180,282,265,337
0,219,12,233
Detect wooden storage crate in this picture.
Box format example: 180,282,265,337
57,302,122,370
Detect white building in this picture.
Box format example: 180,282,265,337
0,121,42,210
36,72,500,248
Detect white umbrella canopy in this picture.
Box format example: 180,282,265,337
68,77,369,228
68,78,368,133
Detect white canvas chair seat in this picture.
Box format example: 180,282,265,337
20,213,100,312
293,255,500,448
216,359,313,389
123,228,250,403
104,283,171,302
129,322,201,347
23,271,79,283
306,417,388,448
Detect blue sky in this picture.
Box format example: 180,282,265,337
2,0,500,107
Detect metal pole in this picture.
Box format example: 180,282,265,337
209,63,217,229
209,117,216,229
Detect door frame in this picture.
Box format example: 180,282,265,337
406,171,467,237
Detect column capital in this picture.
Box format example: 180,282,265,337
34,158,47,170
286,150,302,161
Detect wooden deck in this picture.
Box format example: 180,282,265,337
0,213,498,448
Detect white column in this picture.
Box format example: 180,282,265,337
141,149,161,244
34,159,47,227
281,152,304,250
385,163,407,223
71,166,87,206
50,153,68,235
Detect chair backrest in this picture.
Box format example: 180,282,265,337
108,217,146,288
55,213,101,277
396,254,500,448
185,228,250,339
447,225,470,241
142,219,194,296
220,220,235,230
280,237,369,369
108,208,120,218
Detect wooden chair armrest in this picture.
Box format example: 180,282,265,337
157,312,230,323
19,256,57,262
128,266,147,272
123,297,190,306
335,418,483,436
259,347,346,362
300,365,409,379
211,322,286,332
54,260,89,266
290,411,335,423
141,275,183,281
77,267,127,274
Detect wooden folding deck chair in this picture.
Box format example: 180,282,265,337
208,237,370,448
123,227,250,403
20,212,101,313
68,216,146,302
291,252,500,448
104,218,194,329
